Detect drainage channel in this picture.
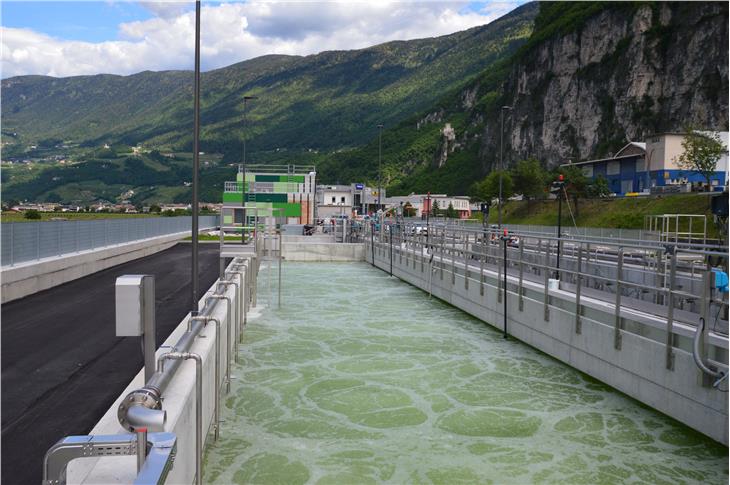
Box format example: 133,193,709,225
203,262,728,484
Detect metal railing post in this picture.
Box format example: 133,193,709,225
614,248,624,350
10,222,14,266
543,241,550,322
451,229,455,285
464,232,469,290
518,241,524,311
136,427,148,473
575,244,583,334
479,231,485,296
665,247,677,370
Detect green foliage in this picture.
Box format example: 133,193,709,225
588,175,611,198
676,131,728,186
24,209,41,220
431,200,441,217
511,158,547,200
446,202,457,218
555,165,589,199
149,204,161,213
471,170,513,202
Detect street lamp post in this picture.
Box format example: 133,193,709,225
551,174,566,279
191,0,201,315
498,106,513,229
241,95,257,243
377,124,383,210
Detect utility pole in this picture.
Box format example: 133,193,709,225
378,124,383,210
498,106,512,229
191,0,201,315
551,174,566,279
241,95,257,243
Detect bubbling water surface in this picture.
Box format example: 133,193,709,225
203,262,728,484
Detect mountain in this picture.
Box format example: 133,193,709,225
329,1,729,196
2,4,537,155
3,2,727,205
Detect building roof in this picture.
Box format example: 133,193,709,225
615,142,646,157
559,153,640,167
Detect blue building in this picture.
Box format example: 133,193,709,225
561,132,728,195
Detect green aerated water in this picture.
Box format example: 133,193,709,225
203,262,728,484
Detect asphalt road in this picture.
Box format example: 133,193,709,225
1,243,221,485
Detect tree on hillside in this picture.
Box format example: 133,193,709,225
675,131,727,189
552,165,589,217
471,170,513,202
446,202,457,218
511,158,547,212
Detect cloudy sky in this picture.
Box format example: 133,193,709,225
1,1,526,78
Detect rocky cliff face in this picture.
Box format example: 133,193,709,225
482,2,728,167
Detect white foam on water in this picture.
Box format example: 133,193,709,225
204,262,728,484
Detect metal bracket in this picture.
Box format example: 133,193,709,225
43,432,176,485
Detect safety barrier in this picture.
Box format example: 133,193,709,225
1,215,219,267
367,221,729,444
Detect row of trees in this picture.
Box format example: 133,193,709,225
469,158,610,205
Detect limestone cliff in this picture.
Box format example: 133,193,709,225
485,2,728,167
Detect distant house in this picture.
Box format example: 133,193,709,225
561,132,728,195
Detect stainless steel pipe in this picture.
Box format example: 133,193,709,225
158,352,203,485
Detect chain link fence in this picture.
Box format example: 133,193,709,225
1,216,219,267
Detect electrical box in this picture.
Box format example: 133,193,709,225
115,275,155,337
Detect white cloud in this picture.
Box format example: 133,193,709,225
1,1,524,78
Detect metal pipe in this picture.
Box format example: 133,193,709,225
119,259,247,432
158,352,203,485
209,290,233,393
190,315,221,440
226,268,246,350
693,317,724,379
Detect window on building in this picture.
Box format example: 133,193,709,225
341,196,346,203
582,165,593,177
607,161,620,175
331,196,335,204
636,158,645,172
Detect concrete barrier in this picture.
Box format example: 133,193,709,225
368,241,729,445
1,233,186,303
282,242,364,261
67,258,254,484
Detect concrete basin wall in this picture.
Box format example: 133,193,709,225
282,242,364,261
67,258,253,484
367,241,729,445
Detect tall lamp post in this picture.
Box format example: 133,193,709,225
498,105,513,229
241,95,257,243
191,0,201,315
551,174,566,279
377,124,383,210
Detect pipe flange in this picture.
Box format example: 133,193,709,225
118,387,162,432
